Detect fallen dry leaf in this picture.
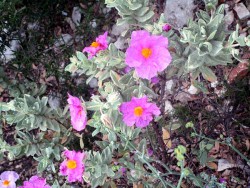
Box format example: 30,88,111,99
228,61,249,83
162,128,172,149
133,183,143,188
217,159,236,171
207,162,218,170
246,139,250,151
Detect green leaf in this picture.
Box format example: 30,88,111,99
135,7,149,16
86,101,103,111
236,36,246,46
110,70,122,88
199,66,217,82
76,51,88,62
108,132,117,142
129,3,142,10
192,80,209,93
135,11,154,23
187,50,204,70
199,150,208,165
210,41,223,56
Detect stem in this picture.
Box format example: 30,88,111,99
113,128,175,188
193,133,250,163
176,161,184,188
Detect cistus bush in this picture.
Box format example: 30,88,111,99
0,0,249,187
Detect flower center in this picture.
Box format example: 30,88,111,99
141,48,152,58
66,160,77,169
90,42,100,48
78,109,82,116
134,106,143,117
2,180,10,186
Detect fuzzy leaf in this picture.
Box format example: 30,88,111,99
200,66,217,82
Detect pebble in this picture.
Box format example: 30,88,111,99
54,34,73,47
224,11,234,28
188,85,198,95
165,80,174,94
234,3,250,20
72,7,81,26
111,23,129,36
164,0,195,29
88,77,98,88
164,100,174,114
48,95,61,109
114,37,127,50
0,39,20,63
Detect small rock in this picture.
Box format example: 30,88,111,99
90,19,97,28
102,7,111,14
164,0,196,29
54,34,73,47
205,105,215,112
65,17,76,31
224,11,234,28
48,95,61,109
164,100,174,113
175,92,193,103
111,23,129,36
61,11,68,16
27,22,39,30
234,3,250,20
114,37,127,50
214,87,226,97
72,7,81,26
217,159,235,171
224,4,230,12
88,78,98,88
188,85,198,95
165,80,174,94
211,81,218,88
1,39,20,63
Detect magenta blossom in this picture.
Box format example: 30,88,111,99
67,94,87,131
125,30,172,80
0,171,19,188
119,167,126,175
124,66,132,74
59,150,85,183
19,176,50,188
162,24,172,32
147,148,154,157
83,32,108,59
119,96,160,128
151,76,160,84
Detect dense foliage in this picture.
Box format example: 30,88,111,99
0,0,249,187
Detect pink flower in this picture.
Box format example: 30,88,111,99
0,171,19,188
147,148,153,157
151,76,160,84
83,32,108,59
123,66,132,74
119,96,160,128
162,24,172,32
125,30,171,80
118,167,126,175
67,94,87,131
19,176,50,188
59,150,85,183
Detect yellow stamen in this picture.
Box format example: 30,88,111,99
90,42,100,48
134,106,143,117
78,110,82,116
66,160,77,169
2,180,10,186
141,48,152,58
